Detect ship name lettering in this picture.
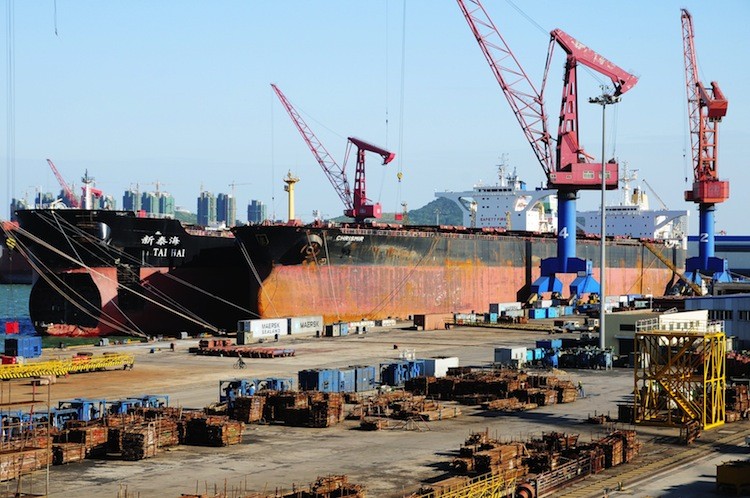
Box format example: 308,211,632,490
335,235,364,242
152,247,167,257
170,248,186,258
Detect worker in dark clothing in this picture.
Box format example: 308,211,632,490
577,381,585,398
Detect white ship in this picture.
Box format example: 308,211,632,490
436,162,688,248
576,166,688,248
435,162,558,232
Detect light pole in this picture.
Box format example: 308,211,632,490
589,87,621,351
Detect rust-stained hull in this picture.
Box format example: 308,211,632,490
233,224,684,323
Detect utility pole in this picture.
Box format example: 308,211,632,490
589,86,621,351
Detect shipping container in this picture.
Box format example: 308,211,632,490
375,319,397,327
529,309,546,320
351,365,377,392
4,336,42,359
337,367,356,393
413,314,451,331
494,347,527,366
489,313,498,323
489,302,522,314
381,360,425,387
236,331,252,345
421,356,459,378
534,299,553,309
237,318,288,339
546,307,559,318
288,316,324,336
298,369,338,392
536,339,563,350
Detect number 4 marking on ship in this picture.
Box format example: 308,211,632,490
559,227,569,239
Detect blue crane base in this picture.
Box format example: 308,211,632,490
531,256,600,296
684,256,732,285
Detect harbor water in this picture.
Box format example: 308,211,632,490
0,284,34,333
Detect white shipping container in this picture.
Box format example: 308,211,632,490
534,300,553,309
421,356,459,378
494,347,527,365
236,331,253,345
490,302,523,313
237,319,252,332
376,319,397,327
289,316,324,335
249,318,288,338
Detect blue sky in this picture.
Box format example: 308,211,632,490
3,1,749,235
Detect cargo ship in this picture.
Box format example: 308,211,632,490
14,209,253,336
231,222,685,324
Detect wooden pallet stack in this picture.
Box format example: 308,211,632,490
51,442,86,465
232,395,266,423
726,385,749,421
309,394,344,428
58,424,108,458
121,426,157,461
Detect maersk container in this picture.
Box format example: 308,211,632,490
298,369,337,392
422,356,459,378
236,331,252,345
494,347,527,366
337,367,356,393
288,316,324,336
351,365,377,392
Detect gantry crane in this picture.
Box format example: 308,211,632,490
681,9,731,287
271,84,395,223
456,0,637,298
46,158,80,208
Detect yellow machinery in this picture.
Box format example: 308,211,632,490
634,318,725,430
0,353,134,380
417,471,517,498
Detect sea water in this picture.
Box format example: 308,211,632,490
0,284,34,333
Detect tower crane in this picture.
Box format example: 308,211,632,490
456,0,638,298
46,158,80,208
681,9,731,287
271,84,395,223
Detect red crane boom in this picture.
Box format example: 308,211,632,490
46,158,80,208
271,84,395,222
270,84,353,212
547,29,638,189
681,9,729,204
455,0,637,190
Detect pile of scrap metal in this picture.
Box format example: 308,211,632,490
726,384,750,422
347,390,461,430
413,429,640,498
404,368,578,411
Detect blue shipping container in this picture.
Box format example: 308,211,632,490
339,323,349,336
298,369,338,392
352,365,377,392
534,348,544,361
546,307,559,318
489,313,498,323
536,339,563,350
525,349,534,362
4,336,42,358
530,309,546,320
337,367,356,393
564,306,574,316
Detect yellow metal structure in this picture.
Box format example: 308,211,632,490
283,171,300,222
634,318,725,430
0,353,134,380
417,471,517,498
642,241,703,295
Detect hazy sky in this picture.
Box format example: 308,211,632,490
3,1,749,235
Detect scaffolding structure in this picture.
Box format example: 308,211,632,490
417,471,517,498
633,318,725,430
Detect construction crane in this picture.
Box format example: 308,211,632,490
271,84,395,223
456,0,638,298
681,9,731,287
46,158,80,208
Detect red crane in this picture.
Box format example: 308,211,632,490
681,8,731,286
455,0,637,189
681,9,729,205
46,158,80,208
271,84,395,223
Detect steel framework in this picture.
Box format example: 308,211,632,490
417,470,517,498
633,318,725,430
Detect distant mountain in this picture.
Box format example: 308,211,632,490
406,197,463,225
329,197,463,226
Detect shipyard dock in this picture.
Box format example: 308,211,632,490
1,324,743,498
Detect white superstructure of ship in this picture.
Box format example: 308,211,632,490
576,165,688,249
435,161,558,232
436,161,688,248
